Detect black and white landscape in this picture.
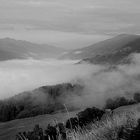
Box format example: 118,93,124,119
0,0,140,140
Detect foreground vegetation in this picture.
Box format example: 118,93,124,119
16,103,140,140
68,107,140,140
14,102,140,140
1,103,140,140
1,89,140,140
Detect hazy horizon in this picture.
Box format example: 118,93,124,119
0,0,140,49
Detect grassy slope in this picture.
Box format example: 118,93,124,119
114,103,140,113
71,103,140,140
0,111,78,140
1,104,140,140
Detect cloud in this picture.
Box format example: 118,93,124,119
0,59,103,99
17,0,50,7
1,53,140,110
0,0,140,37
60,53,140,108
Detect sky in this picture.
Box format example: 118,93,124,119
0,0,140,49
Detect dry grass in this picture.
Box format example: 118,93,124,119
67,109,140,140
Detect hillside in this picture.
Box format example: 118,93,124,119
0,38,65,61
62,34,140,64
0,103,140,140
0,83,83,122
71,103,140,140
0,111,78,140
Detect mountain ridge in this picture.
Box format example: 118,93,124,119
0,37,66,61
61,34,140,64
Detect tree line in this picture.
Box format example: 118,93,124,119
0,92,140,122
0,83,82,122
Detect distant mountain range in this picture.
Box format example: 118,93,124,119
0,38,65,61
62,34,140,64
1,34,140,64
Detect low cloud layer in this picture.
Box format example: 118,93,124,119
1,54,140,109
0,59,102,99
57,53,140,108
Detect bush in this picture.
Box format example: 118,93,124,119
66,107,105,129
105,97,136,110
16,109,31,119
133,93,140,103
69,110,140,140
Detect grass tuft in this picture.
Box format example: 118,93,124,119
67,109,140,140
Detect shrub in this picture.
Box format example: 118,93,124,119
68,110,140,140
105,97,136,110
66,107,105,129
133,93,140,103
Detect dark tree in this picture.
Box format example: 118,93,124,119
66,107,105,129
133,93,140,103
105,97,136,110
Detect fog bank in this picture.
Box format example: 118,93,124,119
1,54,140,109
0,59,102,99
